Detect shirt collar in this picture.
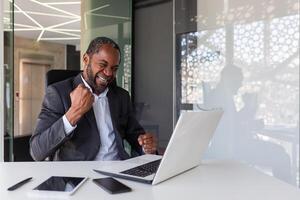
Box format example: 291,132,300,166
80,75,109,98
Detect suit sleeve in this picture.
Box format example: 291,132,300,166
29,85,72,161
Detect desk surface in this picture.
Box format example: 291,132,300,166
0,160,299,200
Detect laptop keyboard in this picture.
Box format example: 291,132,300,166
120,159,162,177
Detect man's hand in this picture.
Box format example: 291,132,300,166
138,133,157,154
65,84,94,126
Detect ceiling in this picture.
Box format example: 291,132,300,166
7,0,81,46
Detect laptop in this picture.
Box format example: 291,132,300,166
94,110,223,185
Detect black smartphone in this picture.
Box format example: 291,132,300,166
92,177,132,194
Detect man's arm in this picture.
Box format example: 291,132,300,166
30,84,94,161
30,85,70,161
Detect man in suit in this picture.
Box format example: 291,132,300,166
30,37,157,161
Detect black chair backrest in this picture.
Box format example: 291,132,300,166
46,69,82,86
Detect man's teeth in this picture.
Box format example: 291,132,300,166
97,75,108,83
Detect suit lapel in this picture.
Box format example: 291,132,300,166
72,73,84,88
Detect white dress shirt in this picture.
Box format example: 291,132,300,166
62,76,120,160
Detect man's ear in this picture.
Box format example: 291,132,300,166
83,53,89,67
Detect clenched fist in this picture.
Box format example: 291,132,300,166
65,84,94,125
138,133,157,154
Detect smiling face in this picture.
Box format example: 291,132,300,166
83,44,120,95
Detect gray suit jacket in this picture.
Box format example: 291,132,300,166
30,74,144,161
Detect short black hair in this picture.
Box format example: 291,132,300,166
85,37,121,61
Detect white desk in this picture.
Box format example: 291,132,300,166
0,160,299,200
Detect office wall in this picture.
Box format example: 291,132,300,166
134,1,173,147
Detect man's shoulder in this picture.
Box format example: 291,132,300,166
112,85,130,96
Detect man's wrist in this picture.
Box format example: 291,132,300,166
65,107,82,126
62,115,77,134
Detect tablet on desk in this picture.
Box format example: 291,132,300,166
28,176,88,198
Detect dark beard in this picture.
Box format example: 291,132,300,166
86,63,106,94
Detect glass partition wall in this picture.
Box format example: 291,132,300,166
175,0,299,187
2,0,14,161
81,0,132,94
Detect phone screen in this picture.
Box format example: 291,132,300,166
93,177,131,194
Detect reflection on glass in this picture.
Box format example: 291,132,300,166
123,44,131,92
177,12,299,186
81,0,132,93
34,176,85,192
270,15,299,65
3,0,14,161
234,15,299,127
179,29,225,104
234,21,264,65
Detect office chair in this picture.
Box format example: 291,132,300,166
46,69,82,86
